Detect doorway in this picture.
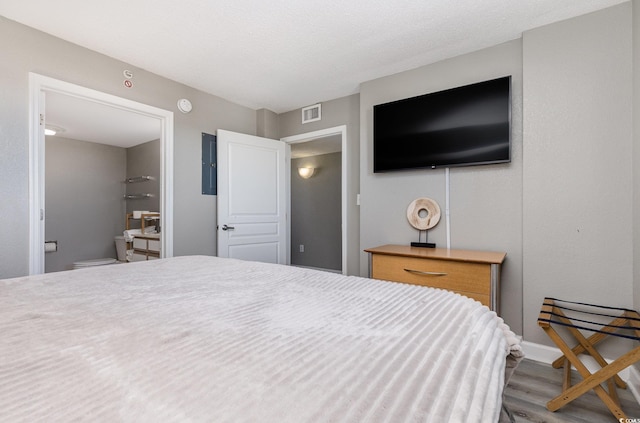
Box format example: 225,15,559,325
281,126,347,275
28,73,174,275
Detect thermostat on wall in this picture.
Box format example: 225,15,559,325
177,98,193,113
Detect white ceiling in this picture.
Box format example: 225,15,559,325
45,91,160,147
2,0,626,147
0,0,626,115
291,135,342,159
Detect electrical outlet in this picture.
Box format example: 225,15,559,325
299,244,304,253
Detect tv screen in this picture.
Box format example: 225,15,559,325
373,76,511,172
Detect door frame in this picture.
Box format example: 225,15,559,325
28,73,174,275
281,125,347,275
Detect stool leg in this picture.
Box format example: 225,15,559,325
562,358,571,392
551,310,628,389
541,325,628,420
607,377,621,407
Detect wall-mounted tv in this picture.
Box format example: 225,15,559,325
373,76,511,172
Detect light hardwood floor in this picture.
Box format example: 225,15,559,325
504,359,640,422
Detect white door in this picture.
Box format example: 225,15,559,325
217,130,287,264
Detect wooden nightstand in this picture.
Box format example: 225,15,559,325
365,244,506,314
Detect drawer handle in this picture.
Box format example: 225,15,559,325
404,268,447,277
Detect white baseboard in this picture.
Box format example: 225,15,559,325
521,340,564,366
521,340,640,406
292,265,342,274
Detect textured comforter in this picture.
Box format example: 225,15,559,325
1,256,522,422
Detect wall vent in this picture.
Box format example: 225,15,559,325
301,103,321,124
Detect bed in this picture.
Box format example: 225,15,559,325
1,255,522,422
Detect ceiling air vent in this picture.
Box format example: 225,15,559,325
301,103,321,124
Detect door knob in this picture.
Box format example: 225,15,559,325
222,224,235,231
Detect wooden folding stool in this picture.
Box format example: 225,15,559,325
537,297,640,420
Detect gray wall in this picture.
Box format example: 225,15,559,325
291,153,342,271
257,108,280,139
0,16,257,278
360,40,524,333
45,137,126,272
359,2,637,350
279,94,361,275
126,139,160,218
522,4,633,353
45,137,162,272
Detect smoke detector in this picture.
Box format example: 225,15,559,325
177,98,193,113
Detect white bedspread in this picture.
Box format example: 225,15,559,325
0,256,522,422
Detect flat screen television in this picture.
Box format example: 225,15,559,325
373,76,511,172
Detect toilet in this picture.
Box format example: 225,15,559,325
72,257,118,269
72,236,128,269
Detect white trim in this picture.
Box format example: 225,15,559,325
284,143,292,265
522,340,640,405
521,340,564,365
28,78,45,275
292,265,342,274
28,73,174,275
281,125,348,275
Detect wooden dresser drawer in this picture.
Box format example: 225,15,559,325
365,245,506,313
371,254,490,295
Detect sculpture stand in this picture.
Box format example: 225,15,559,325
410,229,435,248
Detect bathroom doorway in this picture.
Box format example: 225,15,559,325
29,74,174,275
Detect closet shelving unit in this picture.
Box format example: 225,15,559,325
123,175,153,200
125,212,161,260
124,175,160,260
